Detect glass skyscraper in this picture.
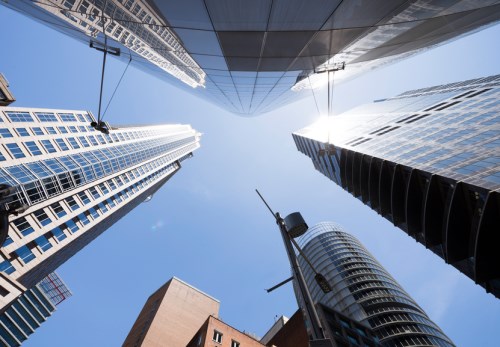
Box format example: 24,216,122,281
0,106,200,313
293,74,500,298
296,222,455,346
3,1,500,115
0,272,71,347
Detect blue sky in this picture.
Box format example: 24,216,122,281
1,5,499,346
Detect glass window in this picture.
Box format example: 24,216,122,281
32,127,44,135
0,128,13,138
5,111,33,122
69,126,78,133
46,126,57,134
13,217,34,236
79,136,90,147
0,260,15,274
89,187,100,199
65,196,79,210
34,209,52,226
78,191,91,204
213,330,222,343
88,135,98,146
24,141,43,156
78,213,90,225
58,126,68,134
88,207,99,219
35,112,58,122
6,143,25,158
231,340,240,347
35,235,53,252
40,140,57,153
59,113,77,122
67,137,80,149
15,128,30,137
55,138,69,151
51,226,67,241
16,246,36,264
50,202,67,218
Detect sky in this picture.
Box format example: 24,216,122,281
1,5,500,347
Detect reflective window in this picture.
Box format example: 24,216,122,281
0,260,15,274
78,213,90,225
0,128,13,138
50,202,67,218
34,209,52,226
6,143,25,158
65,196,79,210
55,138,69,151
16,245,36,264
51,226,67,241
32,127,44,135
15,128,30,137
35,235,53,252
35,112,58,122
40,139,57,153
67,137,80,149
5,111,33,122
24,141,43,156
78,191,91,204
79,136,90,147
46,126,57,134
13,217,34,236
59,113,77,122
58,126,68,133
69,126,78,133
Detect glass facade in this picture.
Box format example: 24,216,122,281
293,74,500,298
0,106,200,314
3,1,500,115
0,272,70,347
296,222,454,346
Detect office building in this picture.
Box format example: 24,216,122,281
0,106,200,312
295,222,455,346
293,74,500,297
262,307,381,347
123,277,220,347
0,272,71,347
3,1,500,114
0,74,15,107
187,315,264,347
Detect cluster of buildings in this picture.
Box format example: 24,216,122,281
0,0,499,346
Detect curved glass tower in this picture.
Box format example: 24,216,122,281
296,222,454,346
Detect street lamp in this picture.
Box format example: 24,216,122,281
256,190,333,347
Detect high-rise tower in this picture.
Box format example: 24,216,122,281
0,106,200,312
293,74,500,298
3,1,500,114
296,222,455,346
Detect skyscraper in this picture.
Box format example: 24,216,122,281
3,1,500,114
123,277,220,347
293,74,500,298
0,272,71,347
0,106,200,312
296,222,455,346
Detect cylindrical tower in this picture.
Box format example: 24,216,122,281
296,222,454,346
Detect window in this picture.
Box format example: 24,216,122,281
78,191,91,204
58,126,68,134
59,113,77,122
35,235,53,252
79,136,90,147
6,143,25,158
34,209,52,226
5,111,33,122
55,138,69,151
0,129,13,138
0,260,15,274
15,246,36,264
35,112,58,122
13,217,34,236
32,127,44,135
89,187,100,199
16,128,30,136
51,202,67,218
78,213,90,225
24,141,43,156
65,196,79,210
213,330,222,343
46,126,57,134
51,226,67,241
347,335,358,345
40,139,57,153
231,340,240,347
67,137,80,149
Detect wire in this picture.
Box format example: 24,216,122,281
96,0,109,124
102,53,132,120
